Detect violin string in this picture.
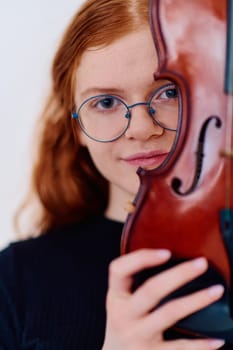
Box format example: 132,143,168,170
225,94,233,210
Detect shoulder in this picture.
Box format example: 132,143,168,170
0,216,123,280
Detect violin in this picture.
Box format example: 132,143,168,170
121,0,233,341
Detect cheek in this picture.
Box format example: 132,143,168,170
84,142,113,174
84,141,140,198
170,133,177,151
79,130,87,147
165,130,176,150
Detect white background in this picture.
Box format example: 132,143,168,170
0,0,84,249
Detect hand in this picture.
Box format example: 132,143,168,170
102,249,225,350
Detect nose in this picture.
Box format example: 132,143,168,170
124,104,164,141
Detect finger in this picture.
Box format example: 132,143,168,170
145,283,224,333
160,338,225,350
108,249,171,295
131,257,208,315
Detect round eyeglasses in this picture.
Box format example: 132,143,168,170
72,83,179,143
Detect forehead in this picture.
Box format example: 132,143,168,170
75,28,159,99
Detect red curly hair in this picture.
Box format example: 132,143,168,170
18,0,150,235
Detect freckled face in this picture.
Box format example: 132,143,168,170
74,27,177,221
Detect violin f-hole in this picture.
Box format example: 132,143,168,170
172,116,222,196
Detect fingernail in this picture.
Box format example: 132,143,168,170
208,284,224,297
192,257,207,269
209,339,225,349
156,249,171,259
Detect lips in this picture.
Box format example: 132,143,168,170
122,150,169,168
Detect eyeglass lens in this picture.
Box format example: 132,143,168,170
76,84,179,142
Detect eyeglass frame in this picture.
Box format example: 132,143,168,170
72,83,178,143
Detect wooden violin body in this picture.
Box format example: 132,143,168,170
121,0,233,341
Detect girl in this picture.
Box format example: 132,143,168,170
0,0,226,349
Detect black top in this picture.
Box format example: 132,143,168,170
0,216,230,349
0,216,123,350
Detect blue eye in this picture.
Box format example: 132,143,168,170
164,88,178,98
159,87,178,100
83,95,125,115
97,97,116,109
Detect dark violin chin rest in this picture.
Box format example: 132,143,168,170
132,258,233,343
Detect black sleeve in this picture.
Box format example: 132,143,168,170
0,246,22,349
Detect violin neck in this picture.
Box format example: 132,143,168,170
225,0,233,93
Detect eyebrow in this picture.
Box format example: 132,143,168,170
79,79,173,99
79,87,126,98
